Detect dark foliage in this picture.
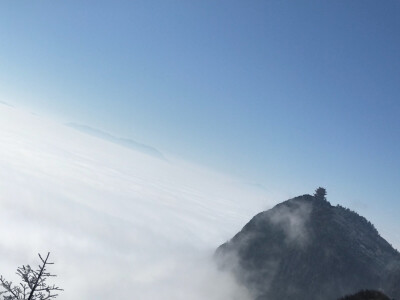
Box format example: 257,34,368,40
336,204,379,236
314,187,327,201
338,289,391,300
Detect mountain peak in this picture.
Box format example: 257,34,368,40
215,191,400,300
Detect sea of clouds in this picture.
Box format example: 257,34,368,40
0,104,275,299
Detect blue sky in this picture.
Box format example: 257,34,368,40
1,1,399,227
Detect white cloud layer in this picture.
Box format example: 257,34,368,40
0,104,273,299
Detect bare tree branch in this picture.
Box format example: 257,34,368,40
0,253,63,300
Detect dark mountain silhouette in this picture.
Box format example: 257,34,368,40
338,290,391,300
215,192,400,300
66,123,166,160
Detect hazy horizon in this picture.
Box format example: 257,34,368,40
1,2,399,230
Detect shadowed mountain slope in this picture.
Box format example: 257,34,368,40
216,192,400,300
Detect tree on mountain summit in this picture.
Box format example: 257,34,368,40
314,187,327,201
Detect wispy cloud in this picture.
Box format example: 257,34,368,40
0,105,271,299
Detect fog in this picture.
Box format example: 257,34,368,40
269,201,312,247
0,104,272,299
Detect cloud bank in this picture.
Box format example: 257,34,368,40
0,104,271,299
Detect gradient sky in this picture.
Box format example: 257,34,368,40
1,1,399,237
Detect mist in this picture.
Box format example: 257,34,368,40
0,104,271,299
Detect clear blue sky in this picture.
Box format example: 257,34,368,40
1,1,399,229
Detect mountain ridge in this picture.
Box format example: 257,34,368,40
66,123,166,160
215,192,400,300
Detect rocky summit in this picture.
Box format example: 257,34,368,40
215,191,400,300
